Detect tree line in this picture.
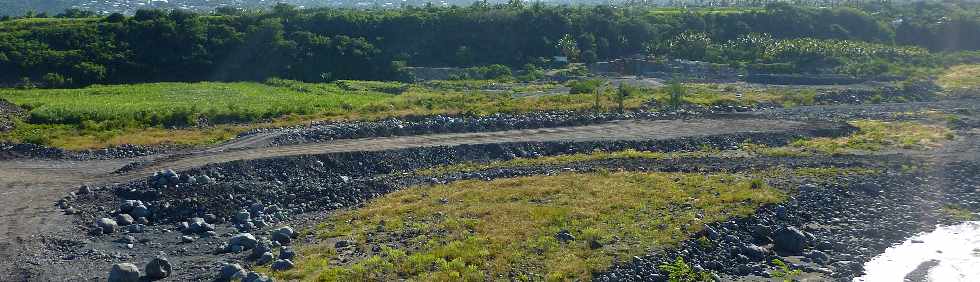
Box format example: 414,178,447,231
1,2,978,88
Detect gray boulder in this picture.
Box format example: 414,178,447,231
774,226,808,254
233,210,251,224
108,263,140,282
77,185,92,195
250,239,273,259
185,217,214,234
739,244,770,260
145,256,172,280
130,205,151,219
270,259,294,271
115,214,134,226
244,271,273,282
805,250,831,264
96,218,118,234
217,263,245,282
119,200,142,213
279,247,296,260
256,252,274,265
228,233,257,249
271,226,294,245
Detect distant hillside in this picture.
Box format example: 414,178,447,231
2,0,613,16
0,0,73,16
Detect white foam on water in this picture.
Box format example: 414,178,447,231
854,221,980,282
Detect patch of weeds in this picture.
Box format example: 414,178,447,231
659,257,714,282
792,120,952,154
739,142,812,157
937,64,980,97
414,149,682,176
771,259,802,282
280,171,786,281
941,205,978,221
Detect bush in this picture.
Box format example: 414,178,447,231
658,257,713,282
668,80,686,109
567,79,604,94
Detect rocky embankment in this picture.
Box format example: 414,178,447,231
597,153,979,280
43,123,851,281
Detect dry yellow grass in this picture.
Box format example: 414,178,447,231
937,64,980,96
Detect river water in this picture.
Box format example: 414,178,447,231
855,221,980,282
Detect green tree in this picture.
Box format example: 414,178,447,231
616,83,638,113
557,34,580,62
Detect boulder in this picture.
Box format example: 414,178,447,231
774,227,808,254
228,233,257,250
233,210,251,224
130,205,151,219
96,218,118,234
244,271,273,282
115,214,134,226
108,263,140,282
145,257,172,280
119,200,142,213
185,217,214,234
334,240,351,249
555,230,575,242
77,185,92,195
256,252,274,265
250,239,273,259
270,259,294,271
279,247,296,260
271,226,294,245
805,250,830,264
739,244,770,260
217,263,245,282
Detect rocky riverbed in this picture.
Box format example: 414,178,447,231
4,97,978,281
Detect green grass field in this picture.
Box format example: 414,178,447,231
0,79,659,149
274,171,787,281
0,77,875,150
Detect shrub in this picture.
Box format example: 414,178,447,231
567,79,604,94
659,257,713,282
668,80,686,109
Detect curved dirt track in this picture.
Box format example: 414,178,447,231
120,118,810,179
0,118,816,278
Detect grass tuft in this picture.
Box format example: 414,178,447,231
790,120,952,155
